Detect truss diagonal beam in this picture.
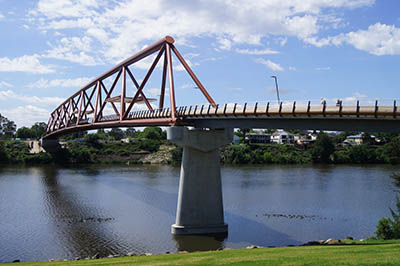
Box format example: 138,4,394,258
126,67,153,111
123,46,165,119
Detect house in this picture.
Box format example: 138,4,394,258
344,133,376,146
245,132,271,144
271,131,294,144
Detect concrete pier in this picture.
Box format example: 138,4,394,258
40,139,62,153
167,127,233,235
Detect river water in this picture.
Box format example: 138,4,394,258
0,164,398,262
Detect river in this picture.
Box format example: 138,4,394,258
0,164,398,262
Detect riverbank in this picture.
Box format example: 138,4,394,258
9,239,400,265
2,139,400,166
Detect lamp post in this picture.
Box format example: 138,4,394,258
271,76,280,105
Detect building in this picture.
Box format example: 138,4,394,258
245,132,271,144
271,131,294,144
344,133,376,146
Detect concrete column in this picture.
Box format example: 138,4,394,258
167,127,233,235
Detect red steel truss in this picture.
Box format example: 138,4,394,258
44,36,216,139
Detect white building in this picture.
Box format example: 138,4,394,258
271,131,294,144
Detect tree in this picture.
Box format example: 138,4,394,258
31,122,47,139
109,128,125,140
16,127,35,139
311,132,334,163
235,128,250,144
125,128,136,138
0,114,16,140
143,126,165,140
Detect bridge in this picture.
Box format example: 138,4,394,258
43,36,400,236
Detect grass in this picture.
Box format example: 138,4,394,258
8,239,400,266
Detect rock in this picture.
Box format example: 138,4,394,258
107,255,115,258
318,240,325,244
12,260,20,263
346,236,354,240
144,253,152,256
325,239,341,245
359,239,365,242
165,251,170,254
178,251,188,254
246,245,261,249
127,252,136,256
223,248,232,250
92,254,100,259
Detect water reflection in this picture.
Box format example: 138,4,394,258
173,234,226,252
38,166,130,259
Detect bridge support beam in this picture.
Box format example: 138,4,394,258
167,127,233,235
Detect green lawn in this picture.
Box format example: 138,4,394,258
8,240,400,266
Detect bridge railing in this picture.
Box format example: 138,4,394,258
170,99,399,119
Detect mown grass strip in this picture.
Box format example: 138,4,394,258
9,240,400,266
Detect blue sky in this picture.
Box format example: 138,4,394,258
0,0,399,127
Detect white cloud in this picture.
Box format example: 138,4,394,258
0,89,63,107
254,58,284,71
0,81,13,88
316,66,331,71
0,55,54,74
33,0,100,19
29,0,376,63
306,23,400,55
26,77,93,89
0,105,50,127
345,23,400,55
236,48,279,55
343,92,368,102
43,36,100,65
0,12,4,20
289,66,297,71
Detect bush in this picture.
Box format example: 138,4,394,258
347,144,377,164
138,139,160,152
24,152,53,164
0,141,8,163
332,150,350,164
375,194,400,239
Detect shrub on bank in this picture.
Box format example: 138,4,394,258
223,144,311,165
376,194,400,240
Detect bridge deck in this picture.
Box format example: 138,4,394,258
43,102,400,139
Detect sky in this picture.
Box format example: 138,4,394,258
0,0,399,128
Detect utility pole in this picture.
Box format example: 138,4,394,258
271,76,280,105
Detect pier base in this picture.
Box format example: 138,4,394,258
167,127,233,235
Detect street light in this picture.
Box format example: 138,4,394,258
271,76,280,105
